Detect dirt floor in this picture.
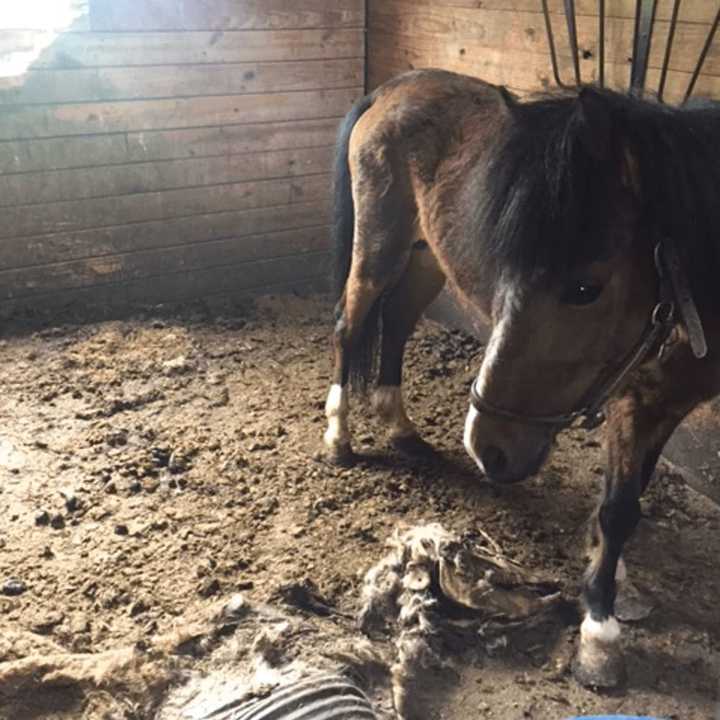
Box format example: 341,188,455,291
0,294,718,720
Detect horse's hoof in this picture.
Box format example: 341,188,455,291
391,433,437,458
321,443,356,467
571,644,626,688
615,582,653,622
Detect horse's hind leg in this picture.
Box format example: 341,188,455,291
373,242,445,455
324,181,416,464
324,276,385,464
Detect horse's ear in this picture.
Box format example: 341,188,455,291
574,86,614,161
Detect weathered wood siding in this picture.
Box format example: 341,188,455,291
368,0,720,102
0,0,365,317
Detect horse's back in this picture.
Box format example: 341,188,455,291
350,69,508,152
372,68,499,104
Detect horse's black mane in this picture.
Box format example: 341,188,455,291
471,86,720,296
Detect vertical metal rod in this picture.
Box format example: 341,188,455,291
363,0,369,93
658,0,682,102
683,4,720,104
541,0,567,87
630,0,643,91
598,0,605,87
564,0,582,85
629,0,658,98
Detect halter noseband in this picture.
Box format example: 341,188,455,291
469,239,707,431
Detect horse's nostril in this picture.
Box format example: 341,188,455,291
480,445,508,478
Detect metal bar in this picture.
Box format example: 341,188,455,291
629,0,658,98
363,0,369,93
630,0,642,91
541,0,719,102
563,0,582,85
683,4,720,104
658,0,682,102
541,0,567,87
598,0,605,87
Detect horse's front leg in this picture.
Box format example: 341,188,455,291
573,350,711,687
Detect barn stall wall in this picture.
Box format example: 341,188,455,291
368,0,720,101
0,0,364,319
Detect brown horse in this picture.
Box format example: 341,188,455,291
322,69,720,687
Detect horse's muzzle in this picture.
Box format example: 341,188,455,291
480,442,550,484
464,402,554,483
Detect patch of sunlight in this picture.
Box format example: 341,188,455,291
0,0,88,78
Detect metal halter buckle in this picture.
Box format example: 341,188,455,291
652,301,675,328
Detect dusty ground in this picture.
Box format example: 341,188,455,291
0,294,718,720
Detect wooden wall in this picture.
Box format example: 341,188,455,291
0,0,364,318
368,0,720,102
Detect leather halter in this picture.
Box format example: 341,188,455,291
469,239,707,430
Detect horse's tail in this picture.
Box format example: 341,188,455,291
332,94,373,299
331,94,379,394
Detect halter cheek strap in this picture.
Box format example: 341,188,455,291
662,235,708,359
469,239,707,430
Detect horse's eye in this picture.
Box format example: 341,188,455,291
561,282,603,306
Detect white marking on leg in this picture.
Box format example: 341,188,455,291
324,383,350,450
576,613,624,682
372,386,416,439
581,614,621,644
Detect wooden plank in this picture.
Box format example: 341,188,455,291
369,0,720,25
0,118,339,175
0,58,364,105
368,3,552,59
0,173,330,239
368,27,719,99
610,17,720,78
369,2,720,79
104,248,331,304
0,225,332,299
0,145,334,207
0,87,361,140
121,246,332,303
0,274,328,321
0,28,363,68
565,0,717,23
89,0,364,31
0,199,330,268
0,1,89,31
368,32,564,93
4,0,715,32
369,43,717,104
125,118,340,164
551,8,720,79
0,132,128,175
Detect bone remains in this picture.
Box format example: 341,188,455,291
358,523,561,719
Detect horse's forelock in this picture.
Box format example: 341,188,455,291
468,92,614,281
470,87,720,294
